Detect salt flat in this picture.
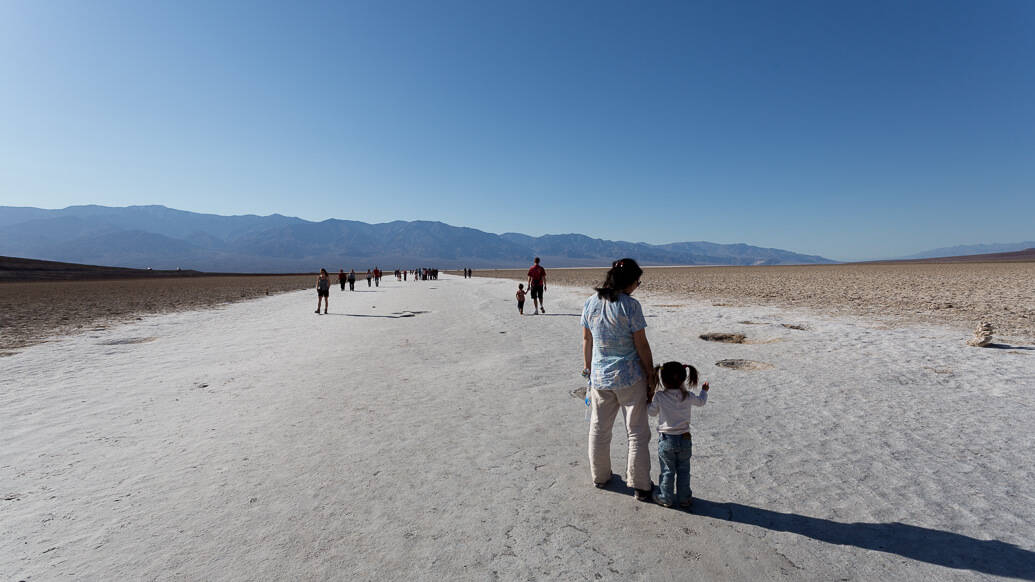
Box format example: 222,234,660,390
2,275,1034,581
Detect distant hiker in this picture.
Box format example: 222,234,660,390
348,269,356,291
366,269,372,287
581,258,654,501
516,283,527,315
316,268,330,314
647,361,710,509
338,269,346,291
527,257,547,314
374,267,381,287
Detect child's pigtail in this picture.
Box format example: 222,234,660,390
685,364,698,388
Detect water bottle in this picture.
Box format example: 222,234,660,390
581,369,592,421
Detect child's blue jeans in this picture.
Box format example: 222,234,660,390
657,432,692,506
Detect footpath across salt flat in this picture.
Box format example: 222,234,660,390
2,275,1034,581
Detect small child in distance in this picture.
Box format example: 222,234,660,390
516,284,527,315
647,361,710,508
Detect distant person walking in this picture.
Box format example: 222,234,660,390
527,257,547,314
581,258,654,501
315,268,330,314
516,283,526,315
348,269,356,291
338,269,346,291
366,269,372,287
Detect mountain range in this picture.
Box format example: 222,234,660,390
0,205,836,272
897,241,1035,260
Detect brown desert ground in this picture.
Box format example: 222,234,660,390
0,275,314,353
477,261,1035,343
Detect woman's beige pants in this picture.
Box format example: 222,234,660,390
588,379,651,490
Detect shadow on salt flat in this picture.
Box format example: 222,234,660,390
325,311,429,319
984,343,1035,351
690,499,1035,580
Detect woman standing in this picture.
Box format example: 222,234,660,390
315,268,330,314
580,258,655,501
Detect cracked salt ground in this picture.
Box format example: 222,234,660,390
2,274,1034,581
95,336,158,345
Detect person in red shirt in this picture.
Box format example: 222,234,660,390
527,257,547,314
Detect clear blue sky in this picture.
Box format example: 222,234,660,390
1,1,1032,261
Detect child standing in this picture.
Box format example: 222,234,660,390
646,361,710,508
515,284,527,315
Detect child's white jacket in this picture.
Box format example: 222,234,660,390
647,388,707,435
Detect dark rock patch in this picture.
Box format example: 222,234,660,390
715,359,773,371
700,332,746,344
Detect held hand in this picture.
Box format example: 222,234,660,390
702,381,710,391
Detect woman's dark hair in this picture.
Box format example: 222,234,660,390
595,258,643,301
320,268,328,276
654,361,698,400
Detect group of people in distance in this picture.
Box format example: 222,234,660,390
314,266,392,314
413,268,439,280
462,267,474,278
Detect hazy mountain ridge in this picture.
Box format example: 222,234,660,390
900,242,1035,260
0,205,835,271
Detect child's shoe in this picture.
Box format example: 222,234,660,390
679,489,694,509
652,491,674,508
